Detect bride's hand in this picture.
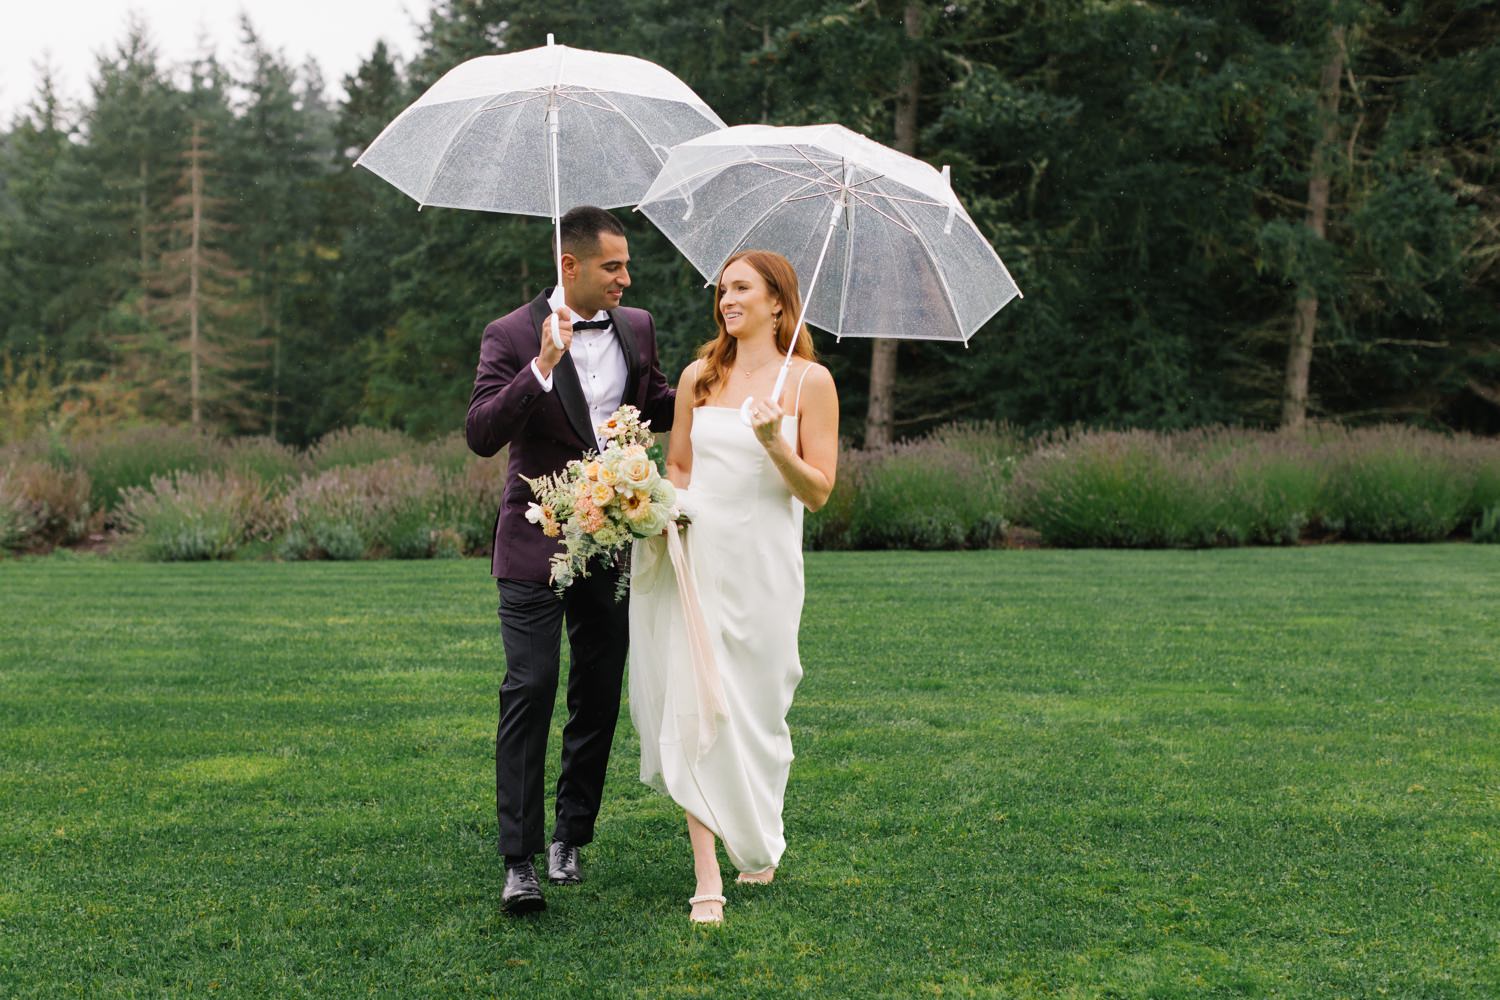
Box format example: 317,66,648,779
748,398,786,450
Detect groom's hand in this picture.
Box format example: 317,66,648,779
537,309,574,375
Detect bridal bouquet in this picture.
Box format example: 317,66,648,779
524,405,680,594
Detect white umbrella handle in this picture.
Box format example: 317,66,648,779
741,194,844,427
547,37,566,351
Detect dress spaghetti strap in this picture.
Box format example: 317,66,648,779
792,363,814,418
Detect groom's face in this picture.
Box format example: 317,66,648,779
563,231,632,316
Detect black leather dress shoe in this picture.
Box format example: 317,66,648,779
501,862,546,914
546,841,582,885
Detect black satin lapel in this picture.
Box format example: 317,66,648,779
608,309,643,402
529,291,595,447
552,354,596,447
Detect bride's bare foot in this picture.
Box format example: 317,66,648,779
689,890,725,924
736,867,775,885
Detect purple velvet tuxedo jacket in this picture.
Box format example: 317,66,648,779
465,289,676,581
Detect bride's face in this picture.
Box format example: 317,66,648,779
718,260,780,340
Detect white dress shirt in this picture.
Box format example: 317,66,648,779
530,286,630,451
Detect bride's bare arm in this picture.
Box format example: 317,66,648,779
752,364,838,512
665,361,700,489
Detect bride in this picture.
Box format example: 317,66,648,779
628,249,838,925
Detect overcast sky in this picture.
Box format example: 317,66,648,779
1,1,430,125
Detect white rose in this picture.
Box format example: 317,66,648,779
620,453,658,491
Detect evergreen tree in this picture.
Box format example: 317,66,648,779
0,66,111,368
148,120,255,427
225,17,327,438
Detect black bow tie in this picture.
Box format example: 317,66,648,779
572,318,612,331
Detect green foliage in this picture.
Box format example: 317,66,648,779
1466,441,1500,518
221,435,307,485
277,458,465,560
22,419,1500,556
115,470,266,560
1473,504,1500,544
2,461,93,546
65,423,223,511
437,457,507,555
1219,449,1323,546
806,423,1017,550
306,425,418,471
1010,430,1224,548
0,466,41,552
277,467,377,560
1318,427,1474,542
859,442,1006,549
5,1,1497,444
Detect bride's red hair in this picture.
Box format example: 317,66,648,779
693,250,817,406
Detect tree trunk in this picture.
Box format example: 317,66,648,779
865,1,923,448
188,122,203,429
1281,24,1345,432
271,332,281,441
261,295,277,439
138,158,149,311
761,22,773,124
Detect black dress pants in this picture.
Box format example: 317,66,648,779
495,570,629,859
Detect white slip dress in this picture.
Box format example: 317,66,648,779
628,367,810,873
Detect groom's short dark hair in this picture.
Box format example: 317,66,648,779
559,206,626,260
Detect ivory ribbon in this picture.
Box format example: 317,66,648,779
664,523,728,760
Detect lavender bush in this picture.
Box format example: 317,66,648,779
806,425,1010,550
0,465,42,552
279,458,449,560
12,420,1499,557
222,436,307,485
306,426,418,471
1009,430,1224,548
67,424,222,511
1317,426,1473,542
12,461,93,546
117,471,268,561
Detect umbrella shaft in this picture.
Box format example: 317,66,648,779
772,198,843,401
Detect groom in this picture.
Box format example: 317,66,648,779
465,206,676,914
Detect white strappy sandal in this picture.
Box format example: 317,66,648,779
688,893,726,925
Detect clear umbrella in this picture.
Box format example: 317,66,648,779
356,35,725,345
636,123,1022,413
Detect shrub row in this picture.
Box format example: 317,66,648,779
110,457,506,562
4,421,1498,558
1004,425,1500,547
0,424,502,560
806,423,1021,550
1,423,463,514
796,421,1500,551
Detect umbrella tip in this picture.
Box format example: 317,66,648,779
547,33,555,46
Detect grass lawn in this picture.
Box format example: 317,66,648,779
1,547,1497,998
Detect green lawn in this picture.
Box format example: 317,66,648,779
2,548,1497,998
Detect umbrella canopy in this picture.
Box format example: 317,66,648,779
355,37,726,214
355,36,725,347
637,123,1021,350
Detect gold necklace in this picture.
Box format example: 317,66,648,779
735,356,779,379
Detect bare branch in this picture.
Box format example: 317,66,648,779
1468,380,1500,410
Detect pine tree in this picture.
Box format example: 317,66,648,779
147,120,256,427
0,66,110,366
225,17,327,438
